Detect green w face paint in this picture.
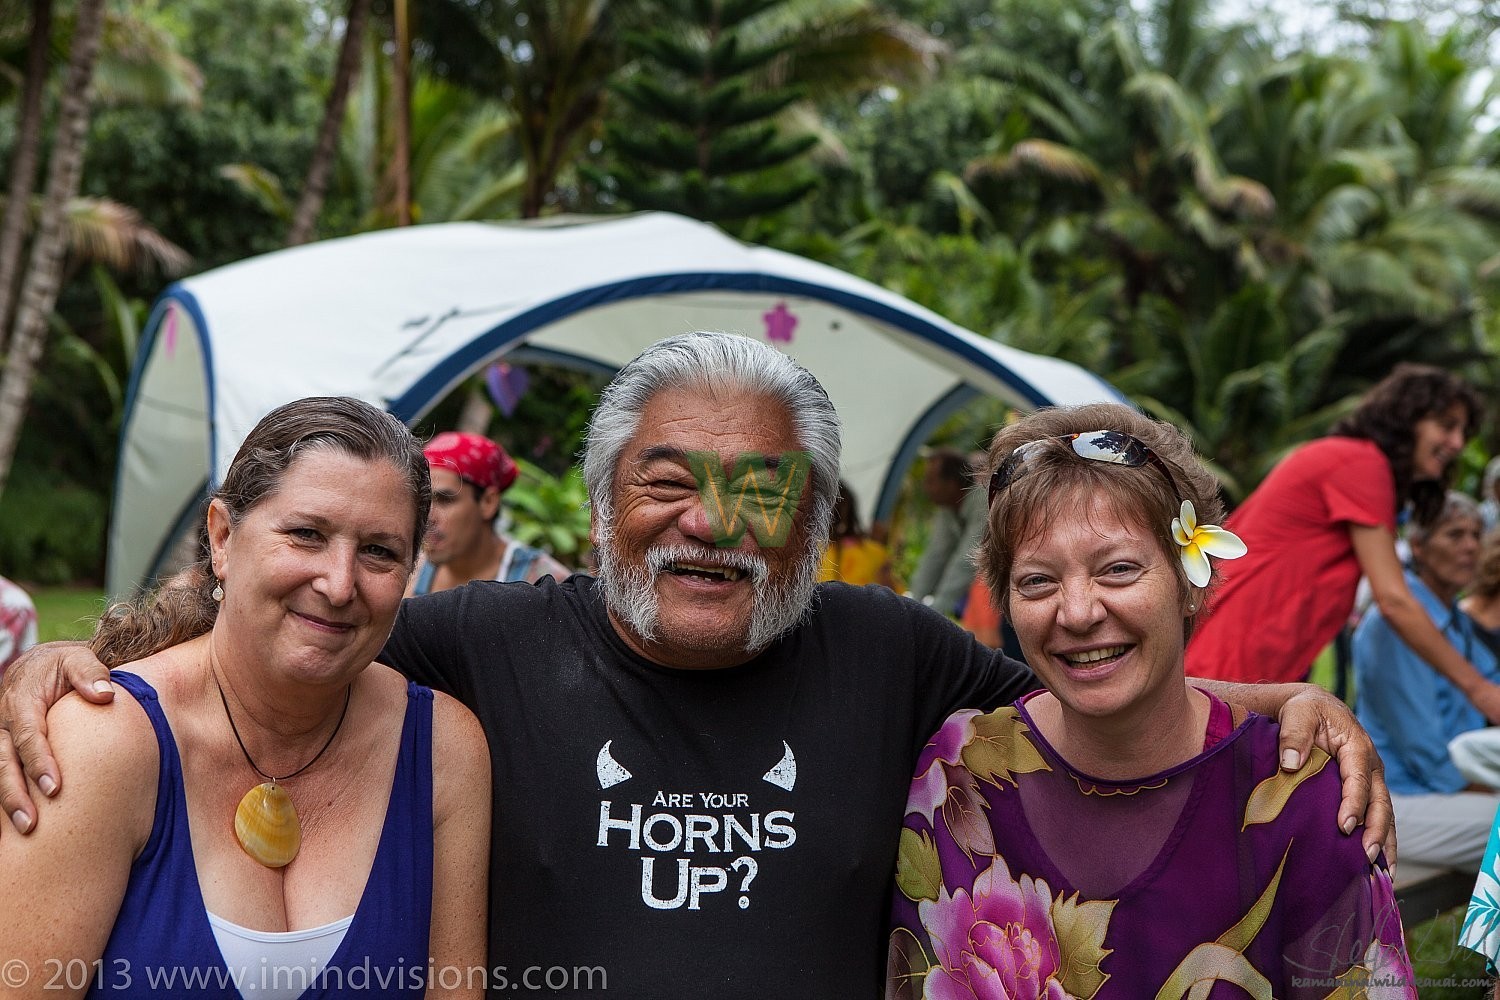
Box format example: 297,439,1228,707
687,451,812,548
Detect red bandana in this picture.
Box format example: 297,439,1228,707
424,432,518,493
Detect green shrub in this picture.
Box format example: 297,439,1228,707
0,472,107,585
504,460,591,563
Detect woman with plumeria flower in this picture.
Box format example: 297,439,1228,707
887,402,1415,999
1186,365,1500,726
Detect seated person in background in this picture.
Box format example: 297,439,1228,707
890,403,1413,998
0,397,490,998
407,431,571,595
818,480,898,589
1482,457,1500,533
0,574,37,678
1462,529,1500,660
907,447,987,615
1355,490,1500,871
1455,531,1500,796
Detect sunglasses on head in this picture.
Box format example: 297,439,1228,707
987,430,1181,505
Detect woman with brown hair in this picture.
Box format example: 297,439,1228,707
1185,364,1500,719
0,397,490,999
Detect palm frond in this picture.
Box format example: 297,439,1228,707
93,10,203,109
770,10,944,96
967,139,1102,187
0,194,192,275
1303,184,1381,252
927,171,993,235
448,165,526,220
218,164,292,222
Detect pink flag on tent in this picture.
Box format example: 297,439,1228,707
764,302,798,344
485,363,530,418
163,305,179,360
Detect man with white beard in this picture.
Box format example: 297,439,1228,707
0,332,1392,998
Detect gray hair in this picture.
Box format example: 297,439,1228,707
1484,456,1500,498
583,332,842,542
1409,490,1481,546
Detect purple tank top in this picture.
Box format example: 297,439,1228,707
91,670,434,998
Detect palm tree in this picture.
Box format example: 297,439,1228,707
287,0,373,246
1212,25,1500,389
0,0,52,340
389,0,413,226
225,63,522,233
0,1,201,336
0,0,108,497
505,0,623,218
951,2,1500,494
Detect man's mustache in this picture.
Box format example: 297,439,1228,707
645,544,771,585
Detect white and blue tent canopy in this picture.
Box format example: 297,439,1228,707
110,212,1121,597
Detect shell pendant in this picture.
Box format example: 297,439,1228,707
233,781,302,868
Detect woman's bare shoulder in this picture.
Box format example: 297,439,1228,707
33,681,160,844
47,680,158,773
429,690,490,818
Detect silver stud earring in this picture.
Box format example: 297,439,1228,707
1188,603,1196,613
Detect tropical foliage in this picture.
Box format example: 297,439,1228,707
2,0,1500,581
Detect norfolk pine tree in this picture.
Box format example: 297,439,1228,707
598,0,820,223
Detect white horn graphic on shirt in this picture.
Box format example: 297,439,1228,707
762,741,796,791
596,740,633,789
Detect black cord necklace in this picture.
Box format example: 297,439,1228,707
216,674,352,868
216,676,351,782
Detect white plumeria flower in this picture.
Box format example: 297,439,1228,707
1171,500,1247,588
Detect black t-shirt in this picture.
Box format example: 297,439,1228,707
381,575,1037,998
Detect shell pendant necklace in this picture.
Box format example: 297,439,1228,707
216,675,351,868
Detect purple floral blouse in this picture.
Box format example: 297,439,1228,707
887,692,1416,999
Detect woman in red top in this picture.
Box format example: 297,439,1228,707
1186,364,1500,719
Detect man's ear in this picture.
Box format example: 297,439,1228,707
480,486,503,522
206,499,233,581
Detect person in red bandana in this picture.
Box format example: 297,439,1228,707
407,431,572,595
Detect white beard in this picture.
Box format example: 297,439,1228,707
594,530,821,655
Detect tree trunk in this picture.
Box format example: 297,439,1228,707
0,0,107,498
286,0,371,247
0,0,55,347
391,0,412,226
455,382,493,434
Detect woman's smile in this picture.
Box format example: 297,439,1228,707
1055,643,1133,668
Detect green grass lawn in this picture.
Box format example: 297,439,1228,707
1409,905,1491,997
30,585,105,643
